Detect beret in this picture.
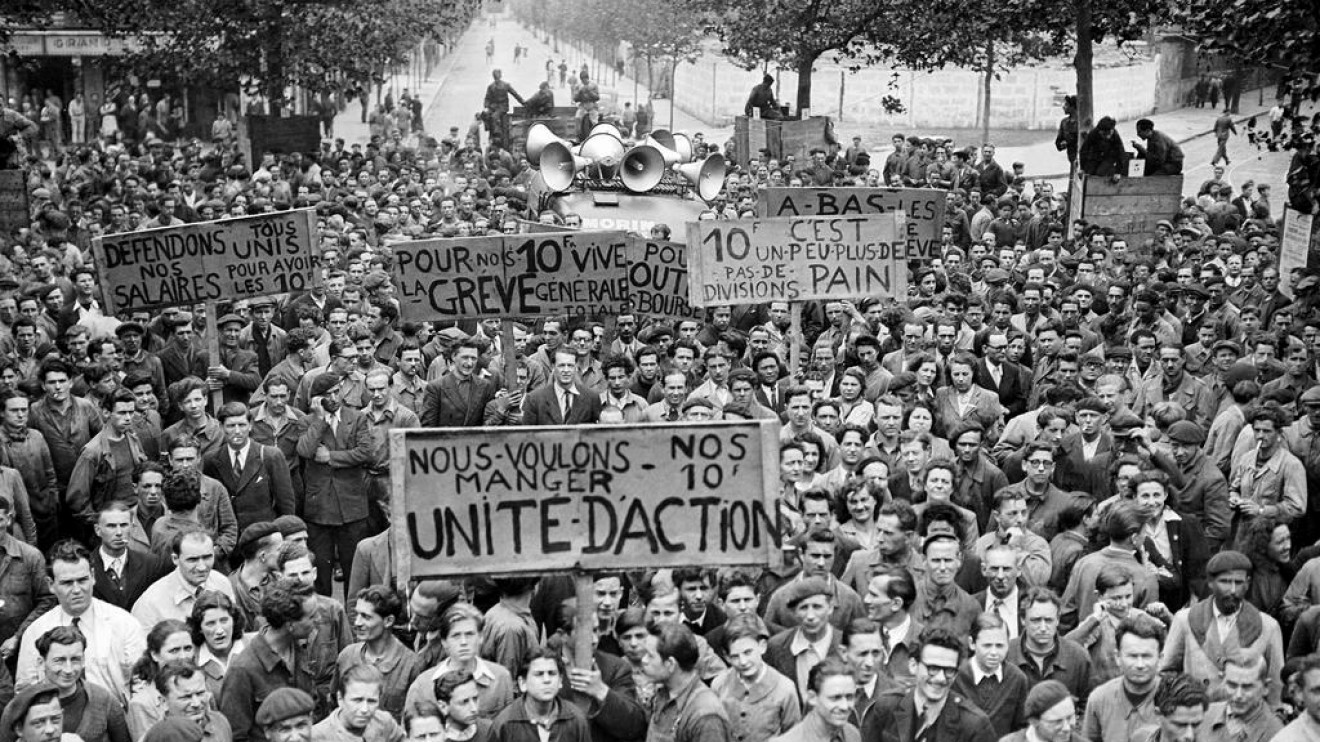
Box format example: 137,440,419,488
1,683,59,730
115,322,146,337
984,268,1010,284
784,576,833,608
143,717,205,742
273,514,308,537
236,522,281,555
309,373,342,398
254,687,315,726
1206,550,1252,577
363,271,391,290
1182,283,1208,299
1074,397,1107,414
1301,386,1320,405
1024,680,1073,721
1166,420,1206,445
1223,361,1258,389
1104,345,1133,361
217,313,245,328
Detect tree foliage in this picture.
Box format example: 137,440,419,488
682,0,896,113
1178,0,1320,100
62,0,477,105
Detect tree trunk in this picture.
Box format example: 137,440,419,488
981,40,994,145
795,54,818,116
1074,0,1093,150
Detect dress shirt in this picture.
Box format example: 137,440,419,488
100,548,125,582
131,569,235,629
970,661,1004,685
16,599,145,705
987,586,1020,639
789,627,834,695
229,443,251,474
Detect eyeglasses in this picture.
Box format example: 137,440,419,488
920,662,958,678
1026,459,1054,468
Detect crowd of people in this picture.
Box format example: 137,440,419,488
0,20,1318,742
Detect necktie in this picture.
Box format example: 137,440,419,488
992,598,1005,623
879,624,891,659
108,559,123,589
561,390,575,420
667,407,678,422
233,453,243,481
70,616,81,635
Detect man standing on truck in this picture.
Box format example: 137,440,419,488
484,69,525,151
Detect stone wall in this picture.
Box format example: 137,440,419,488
672,55,1163,130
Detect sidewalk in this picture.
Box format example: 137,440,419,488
330,37,467,145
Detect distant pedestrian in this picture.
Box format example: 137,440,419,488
558,60,568,87
486,38,495,66
1212,110,1237,166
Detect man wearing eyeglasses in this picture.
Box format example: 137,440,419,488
859,626,996,742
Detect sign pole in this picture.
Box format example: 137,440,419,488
204,303,224,412
501,319,518,392
788,303,802,380
573,571,595,669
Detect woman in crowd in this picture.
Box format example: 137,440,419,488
127,619,196,740
188,590,247,699
834,368,873,428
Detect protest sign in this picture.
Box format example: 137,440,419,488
625,237,704,321
0,170,28,234
685,214,908,307
392,230,629,321
391,421,781,583
758,187,946,260
92,209,318,314
1280,207,1315,293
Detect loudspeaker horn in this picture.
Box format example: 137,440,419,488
643,135,683,166
648,129,677,150
540,140,589,192
576,133,627,180
621,145,666,192
670,133,694,163
589,122,625,141
674,153,728,202
525,123,569,170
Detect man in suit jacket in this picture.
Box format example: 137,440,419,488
524,348,603,425
762,577,845,700
91,500,171,611
204,401,297,535
420,339,497,427
158,315,208,389
295,372,376,596
860,627,998,742
212,314,263,406
972,332,1031,420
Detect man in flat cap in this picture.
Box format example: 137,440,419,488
1160,550,1284,706
1166,420,1232,551
210,313,261,406
1283,384,1320,546
2,683,63,742
762,575,844,701
255,687,314,742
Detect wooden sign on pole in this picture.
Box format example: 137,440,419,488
390,421,782,665
756,187,947,261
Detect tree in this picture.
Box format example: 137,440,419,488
1179,0,1320,103
684,0,897,115
67,0,477,112
612,0,704,98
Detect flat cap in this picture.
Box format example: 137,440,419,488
249,296,277,309
254,687,315,726
236,522,281,555
1223,361,1258,388
217,313,245,328
1297,275,1320,293
309,372,342,398
435,327,470,342
1,683,60,730
1108,409,1144,433
1211,340,1243,357
1181,283,1208,299
1104,345,1133,361
1166,420,1206,445
1300,385,1320,405
115,322,146,337
1155,220,1174,232
984,268,1010,284
273,514,308,538
1206,550,1252,577
784,576,833,608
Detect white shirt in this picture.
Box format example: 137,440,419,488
1213,599,1239,641
986,585,1020,639
16,599,145,705
229,442,251,473
131,569,235,630
789,625,834,695
99,548,125,580
1081,434,1102,461
970,659,1005,685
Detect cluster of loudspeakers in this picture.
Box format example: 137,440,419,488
524,122,727,202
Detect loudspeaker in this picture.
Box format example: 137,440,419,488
621,145,666,192
525,123,570,170
588,122,625,141
540,141,589,191
674,153,728,202
670,133,694,163
576,133,626,180
643,135,683,166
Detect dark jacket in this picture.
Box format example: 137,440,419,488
295,409,375,526
523,383,603,426
420,373,499,427
219,629,319,742
972,359,1031,420
91,547,171,612
860,688,998,742
1079,129,1128,177
490,698,593,742
1145,513,1209,612
203,443,297,534
764,627,843,702
559,650,647,742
